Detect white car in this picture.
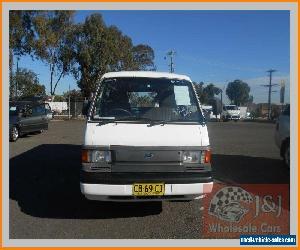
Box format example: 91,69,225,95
275,105,290,167
80,71,213,201
221,105,241,121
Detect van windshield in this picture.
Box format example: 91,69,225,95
91,77,204,123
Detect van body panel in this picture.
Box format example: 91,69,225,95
84,123,209,147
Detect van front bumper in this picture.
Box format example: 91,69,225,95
80,182,213,201
80,171,213,201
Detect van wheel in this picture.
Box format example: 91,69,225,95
283,142,290,167
10,126,19,142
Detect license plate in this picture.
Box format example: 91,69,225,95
132,183,165,196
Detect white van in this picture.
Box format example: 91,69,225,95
81,71,213,201
221,105,240,121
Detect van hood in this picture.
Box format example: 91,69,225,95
84,122,210,147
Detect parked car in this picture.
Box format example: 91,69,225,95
81,71,213,202
9,101,49,142
221,105,240,121
275,105,290,167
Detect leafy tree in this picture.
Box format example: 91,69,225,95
33,11,75,96
11,68,45,97
132,44,155,70
226,80,251,106
194,82,205,103
53,95,65,102
208,97,222,116
104,25,135,71
9,11,37,97
9,11,37,56
9,11,156,99
69,14,111,97
194,82,221,104
63,89,83,101
204,83,221,100
70,13,155,97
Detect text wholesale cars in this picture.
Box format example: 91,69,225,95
81,71,213,201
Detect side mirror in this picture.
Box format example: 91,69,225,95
82,100,90,116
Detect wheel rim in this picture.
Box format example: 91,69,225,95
12,127,18,140
285,145,290,166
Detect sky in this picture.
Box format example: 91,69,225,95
17,10,290,104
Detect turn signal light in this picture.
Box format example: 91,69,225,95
205,150,211,163
82,149,88,163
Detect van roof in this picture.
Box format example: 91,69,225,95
101,71,192,81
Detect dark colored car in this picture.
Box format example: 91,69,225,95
9,101,49,142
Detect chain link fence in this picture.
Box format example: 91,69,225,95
47,97,86,120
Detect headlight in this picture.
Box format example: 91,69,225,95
82,150,111,163
182,150,211,164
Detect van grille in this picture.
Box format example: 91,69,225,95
90,166,111,172
185,166,205,171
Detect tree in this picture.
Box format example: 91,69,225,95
33,11,75,96
9,11,37,55
204,83,221,100
11,68,45,97
69,14,111,97
70,13,155,97
208,97,222,116
194,82,221,104
63,89,83,101
132,44,155,71
194,81,205,103
9,11,37,97
53,95,65,102
226,80,251,106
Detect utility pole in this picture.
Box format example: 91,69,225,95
261,69,278,120
280,80,285,112
165,50,176,73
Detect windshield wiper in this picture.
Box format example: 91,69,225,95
153,118,206,126
95,116,205,126
96,116,156,125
